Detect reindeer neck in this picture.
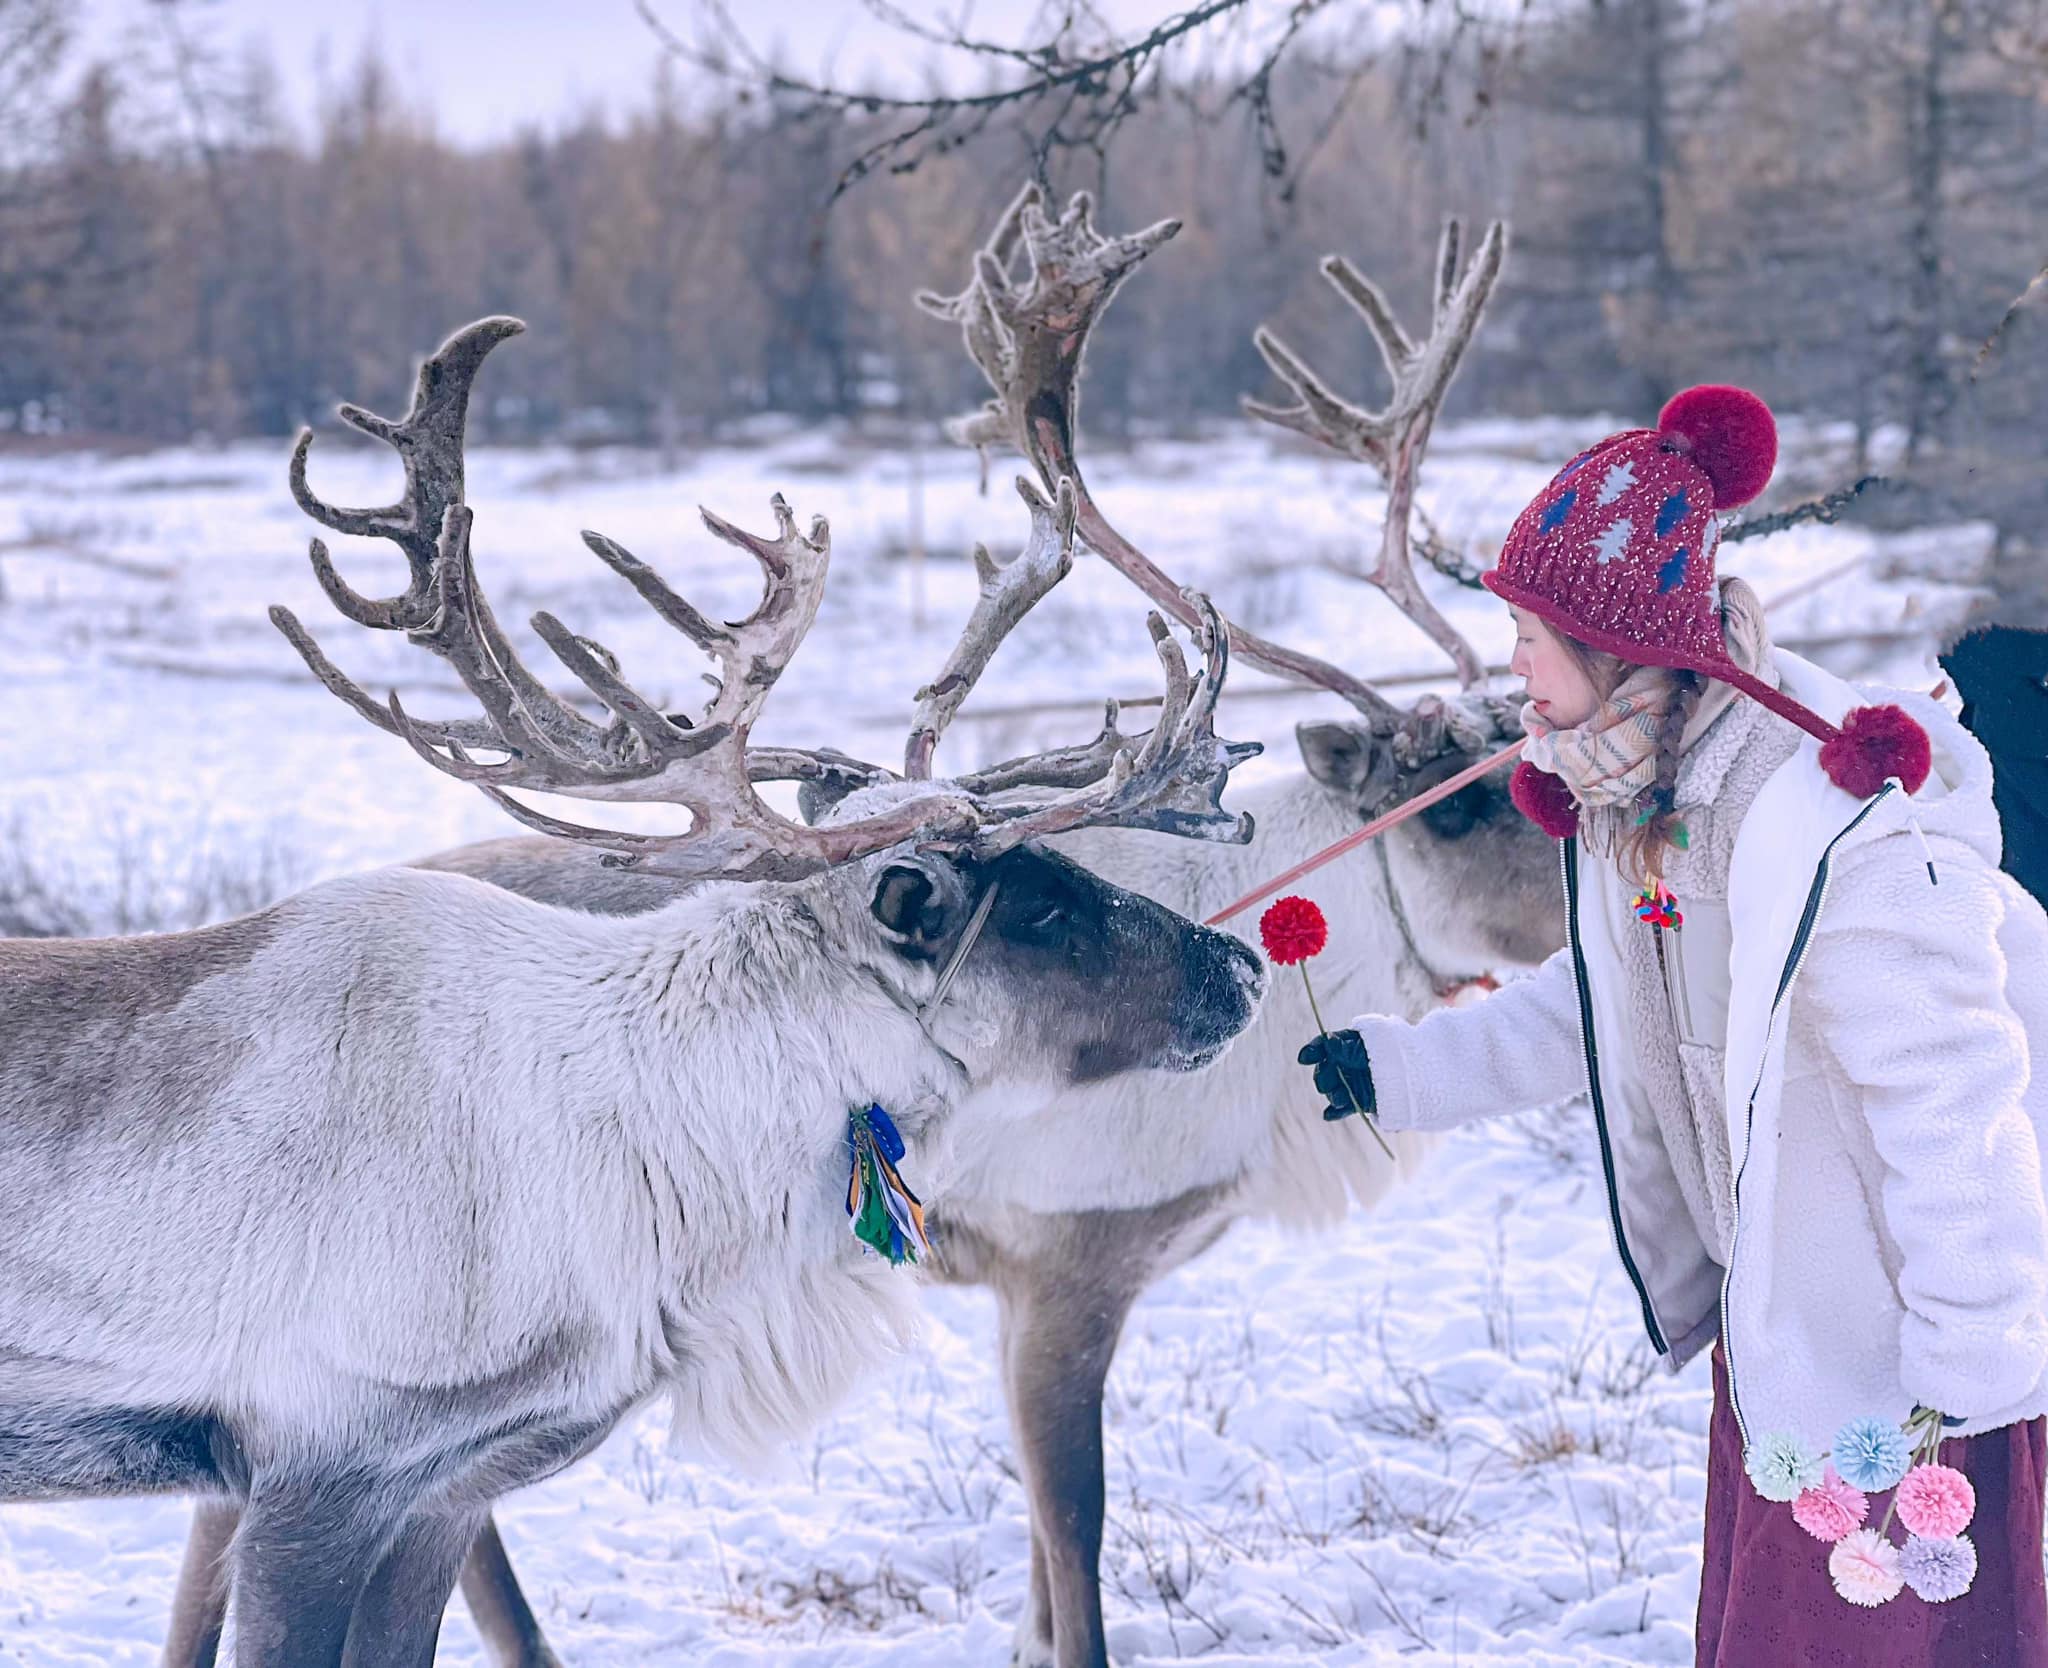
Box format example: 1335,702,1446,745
572,883,944,1457
580,883,942,1249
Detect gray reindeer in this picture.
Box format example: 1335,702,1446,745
0,313,1285,1668
155,193,1565,1667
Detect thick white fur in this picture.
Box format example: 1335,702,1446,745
0,862,1091,1471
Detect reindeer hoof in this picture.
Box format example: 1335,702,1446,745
1008,1619,1056,1668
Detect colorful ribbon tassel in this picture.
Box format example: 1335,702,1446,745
845,1103,931,1267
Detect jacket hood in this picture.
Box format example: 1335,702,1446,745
1768,650,2002,873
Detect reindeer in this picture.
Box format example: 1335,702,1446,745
0,315,1281,1668
873,191,1563,1668
155,195,1566,1668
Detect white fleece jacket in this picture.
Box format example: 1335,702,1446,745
1355,651,2048,1453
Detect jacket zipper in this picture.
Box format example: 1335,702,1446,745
1717,782,1896,1448
1561,838,1668,1354
1654,925,1694,1042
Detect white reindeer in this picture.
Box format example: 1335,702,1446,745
156,196,1567,1668
913,189,1566,1668
0,317,1279,1668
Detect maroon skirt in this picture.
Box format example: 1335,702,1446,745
1698,1346,2048,1667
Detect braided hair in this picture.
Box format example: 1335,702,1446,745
1551,576,1766,888
1616,672,1704,886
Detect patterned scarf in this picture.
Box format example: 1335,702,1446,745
1520,663,1685,808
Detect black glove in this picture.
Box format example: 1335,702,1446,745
1298,1029,1376,1123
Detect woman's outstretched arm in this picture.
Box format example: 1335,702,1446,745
1343,945,1588,1134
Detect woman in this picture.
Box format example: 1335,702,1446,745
1303,387,2048,1665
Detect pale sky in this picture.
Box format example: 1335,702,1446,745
82,0,1185,146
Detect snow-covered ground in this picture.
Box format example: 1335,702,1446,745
0,417,1996,1664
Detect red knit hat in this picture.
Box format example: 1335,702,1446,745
1483,385,1931,810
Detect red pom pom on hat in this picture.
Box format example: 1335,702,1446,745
1818,704,1933,799
1657,385,1777,508
1510,760,1580,839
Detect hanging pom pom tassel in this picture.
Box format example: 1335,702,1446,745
1633,879,1683,929
845,1103,932,1267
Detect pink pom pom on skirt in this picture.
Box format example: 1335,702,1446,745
1697,1346,2048,1666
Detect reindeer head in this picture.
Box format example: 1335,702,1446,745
824,839,1265,1113
1295,716,1564,971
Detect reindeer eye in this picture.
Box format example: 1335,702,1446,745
1007,892,1070,944
1421,781,1493,839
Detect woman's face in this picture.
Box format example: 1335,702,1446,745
1508,606,1601,728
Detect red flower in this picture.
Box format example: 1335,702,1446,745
1259,895,1328,966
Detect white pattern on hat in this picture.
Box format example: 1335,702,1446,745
1597,458,1637,506
1593,517,1635,565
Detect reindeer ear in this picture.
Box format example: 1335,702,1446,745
799,777,858,827
869,857,961,955
1296,721,1399,808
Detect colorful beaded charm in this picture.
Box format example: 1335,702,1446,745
1633,879,1683,929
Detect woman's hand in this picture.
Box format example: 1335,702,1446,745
1298,1029,1376,1123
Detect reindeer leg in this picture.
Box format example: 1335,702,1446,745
1001,1267,1139,1668
161,1499,238,1668
458,1515,564,1668
999,1288,1057,1668
340,1503,490,1668
1021,1528,1054,1667
228,1475,408,1668
159,1502,558,1668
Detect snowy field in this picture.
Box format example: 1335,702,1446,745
0,416,1997,1665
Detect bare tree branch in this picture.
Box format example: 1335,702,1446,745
635,0,1431,198
1723,475,1892,544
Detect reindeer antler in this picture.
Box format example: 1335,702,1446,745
897,464,1258,824
1245,219,1508,691
918,182,1405,727
290,316,518,634
276,317,1257,882
905,473,1078,780
977,595,1258,848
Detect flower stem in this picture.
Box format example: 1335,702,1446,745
1303,964,1395,1160
1299,962,1330,1035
